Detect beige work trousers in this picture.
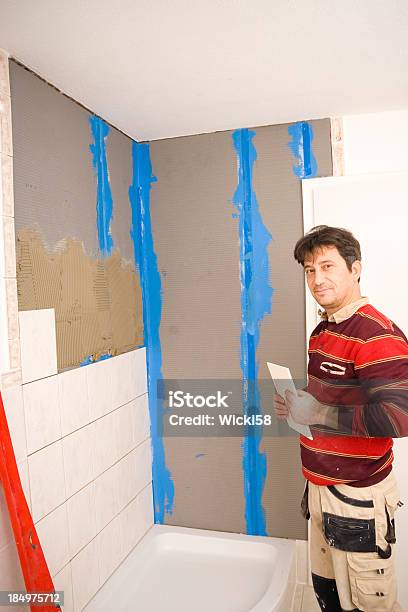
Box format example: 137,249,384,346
308,471,404,611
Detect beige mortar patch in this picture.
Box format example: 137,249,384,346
16,229,143,370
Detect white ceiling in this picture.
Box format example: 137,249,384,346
1,0,407,141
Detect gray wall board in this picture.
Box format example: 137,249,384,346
10,60,144,369
10,61,99,256
150,120,333,538
150,131,246,532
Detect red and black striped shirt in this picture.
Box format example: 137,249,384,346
301,302,408,487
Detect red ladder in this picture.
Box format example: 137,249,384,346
0,391,58,611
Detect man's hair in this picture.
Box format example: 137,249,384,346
294,225,362,281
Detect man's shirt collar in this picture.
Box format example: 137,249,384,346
318,296,369,324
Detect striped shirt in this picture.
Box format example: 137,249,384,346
301,299,408,487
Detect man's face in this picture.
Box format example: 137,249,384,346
303,245,360,312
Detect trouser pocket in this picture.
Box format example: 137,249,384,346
323,513,376,552
347,552,397,611
318,477,402,611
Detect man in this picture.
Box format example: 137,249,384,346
274,225,407,612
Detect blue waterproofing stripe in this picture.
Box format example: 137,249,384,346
89,116,114,256
288,121,318,179
129,141,174,523
232,128,274,536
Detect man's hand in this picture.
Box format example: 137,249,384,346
273,389,339,429
273,392,289,420
284,389,323,425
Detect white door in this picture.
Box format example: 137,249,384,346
302,171,408,607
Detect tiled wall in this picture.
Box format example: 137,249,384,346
0,49,20,384
0,308,154,611
0,49,154,611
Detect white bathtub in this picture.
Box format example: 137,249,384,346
85,524,296,612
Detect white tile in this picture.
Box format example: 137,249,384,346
1,368,22,389
23,375,61,455
115,395,150,462
296,539,309,584
71,538,100,612
133,438,152,495
66,482,97,558
8,337,21,371
35,504,70,577
59,367,90,437
1,151,14,218
0,342,10,384
110,352,134,410
120,484,153,556
29,441,66,522
91,413,117,478
0,483,13,551
86,358,113,420
53,563,74,612
131,347,148,397
119,502,135,560
17,459,31,511
0,541,25,592
301,585,320,612
62,425,93,499
134,393,150,445
136,484,154,535
2,384,27,462
115,453,138,512
5,278,19,340
96,515,123,586
93,465,119,534
0,93,12,157
114,401,136,460
0,51,10,97
113,402,136,458
19,309,58,384
291,584,304,612
3,215,16,278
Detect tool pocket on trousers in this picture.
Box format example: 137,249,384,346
347,552,396,611
323,512,376,552
384,489,403,545
300,481,310,520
